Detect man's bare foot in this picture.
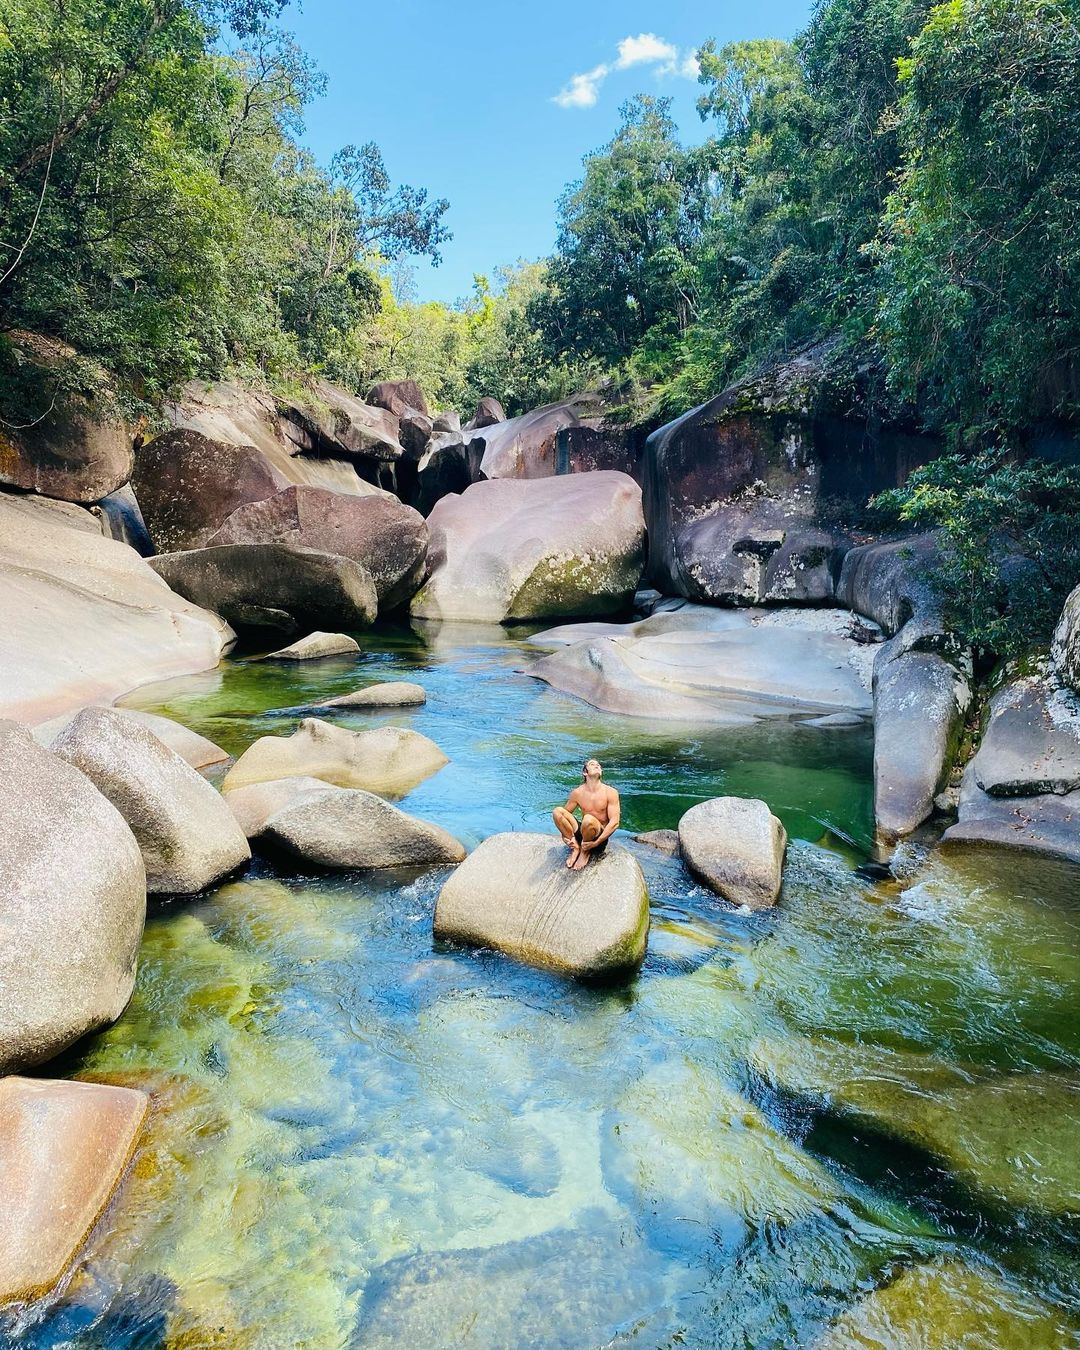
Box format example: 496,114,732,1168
571,848,590,870
566,844,580,868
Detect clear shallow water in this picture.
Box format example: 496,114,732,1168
7,624,1080,1349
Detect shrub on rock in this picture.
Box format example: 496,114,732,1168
0,720,145,1073
433,833,649,977
411,472,645,623
53,706,250,895
678,797,787,910
223,719,448,797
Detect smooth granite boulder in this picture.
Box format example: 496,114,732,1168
678,797,787,910
283,378,404,463
222,775,338,838
468,396,506,429
35,706,228,772
0,721,145,1073
262,631,361,661
530,625,872,726
53,706,250,895
223,719,448,797
836,534,942,636
207,485,428,611
411,472,645,623
131,428,290,552
262,788,465,870
0,1077,149,1304
149,543,378,635
434,833,649,977
465,394,606,479
94,483,153,554
318,682,427,709
0,493,231,726
872,633,972,841
366,379,431,420
971,675,1080,798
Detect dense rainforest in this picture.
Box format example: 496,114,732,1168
2,0,1079,650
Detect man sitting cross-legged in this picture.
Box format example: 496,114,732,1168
553,758,621,871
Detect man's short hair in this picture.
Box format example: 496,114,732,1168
583,758,603,777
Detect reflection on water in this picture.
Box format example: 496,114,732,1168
9,624,1080,1349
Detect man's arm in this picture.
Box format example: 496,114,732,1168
583,787,620,850
563,786,582,815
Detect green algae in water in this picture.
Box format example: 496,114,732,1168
12,624,1080,1349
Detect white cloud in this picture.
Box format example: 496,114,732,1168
615,33,677,69
552,36,700,109
553,62,610,109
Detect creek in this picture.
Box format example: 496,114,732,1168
11,623,1080,1349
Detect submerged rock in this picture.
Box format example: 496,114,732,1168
530,625,872,726
207,484,428,611
410,472,645,623
318,682,427,708
261,788,465,870
53,706,250,894
0,493,231,726
678,797,787,910
433,833,649,977
750,1035,1080,1221
817,1258,1075,1350
0,1076,149,1304
262,631,361,661
0,720,145,1073
149,543,378,635
634,829,681,856
602,1057,839,1258
222,719,448,797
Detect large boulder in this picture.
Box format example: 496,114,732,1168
222,719,448,796
261,788,465,869
0,335,132,503
468,396,505,429
872,630,972,842
148,543,378,635
0,493,231,726
35,705,229,772
411,472,645,623
0,721,145,1073
678,797,787,910
642,345,939,604
53,706,250,894
434,833,649,977
414,431,482,516
530,620,873,726
282,378,405,464
131,428,290,552
206,484,428,611
835,534,942,635
1052,582,1080,693
93,483,153,555
942,672,1080,864
465,394,611,479
0,1077,149,1304
366,379,431,420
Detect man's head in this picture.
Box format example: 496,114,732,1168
582,758,603,782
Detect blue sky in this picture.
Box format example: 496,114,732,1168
285,0,812,305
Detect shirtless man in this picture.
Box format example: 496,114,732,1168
553,758,621,870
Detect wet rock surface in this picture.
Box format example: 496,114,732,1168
262,788,465,870
678,797,787,909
